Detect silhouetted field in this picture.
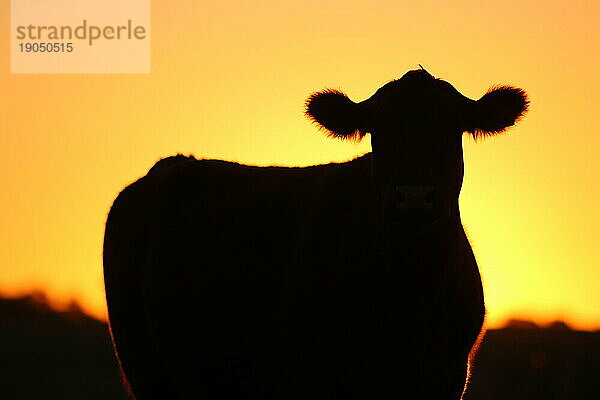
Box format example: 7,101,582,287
1,294,598,399
0,294,129,400
464,320,600,400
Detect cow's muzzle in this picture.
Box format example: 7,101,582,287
393,184,436,214
385,184,450,231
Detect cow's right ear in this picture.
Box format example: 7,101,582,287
305,89,367,141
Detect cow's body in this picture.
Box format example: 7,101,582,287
104,69,527,399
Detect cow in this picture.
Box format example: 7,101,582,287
103,68,528,400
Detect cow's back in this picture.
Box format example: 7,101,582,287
105,155,374,398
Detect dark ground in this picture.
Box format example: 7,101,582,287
1,294,598,399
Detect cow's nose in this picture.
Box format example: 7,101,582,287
393,185,436,213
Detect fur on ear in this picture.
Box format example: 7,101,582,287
305,89,366,141
468,86,529,139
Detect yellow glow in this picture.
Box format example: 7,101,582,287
1,0,598,329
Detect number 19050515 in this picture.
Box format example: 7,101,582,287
19,42,73,52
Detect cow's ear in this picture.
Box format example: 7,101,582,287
466,86,529,139
305,89,367,141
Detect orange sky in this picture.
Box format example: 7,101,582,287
1,0,599,330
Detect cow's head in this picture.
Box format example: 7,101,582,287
306,68,528,229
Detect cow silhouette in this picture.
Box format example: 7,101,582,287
104,68,528,399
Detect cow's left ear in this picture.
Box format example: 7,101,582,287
305,89,368,141
466,86,529,139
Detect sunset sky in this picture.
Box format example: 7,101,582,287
1,0,598,330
